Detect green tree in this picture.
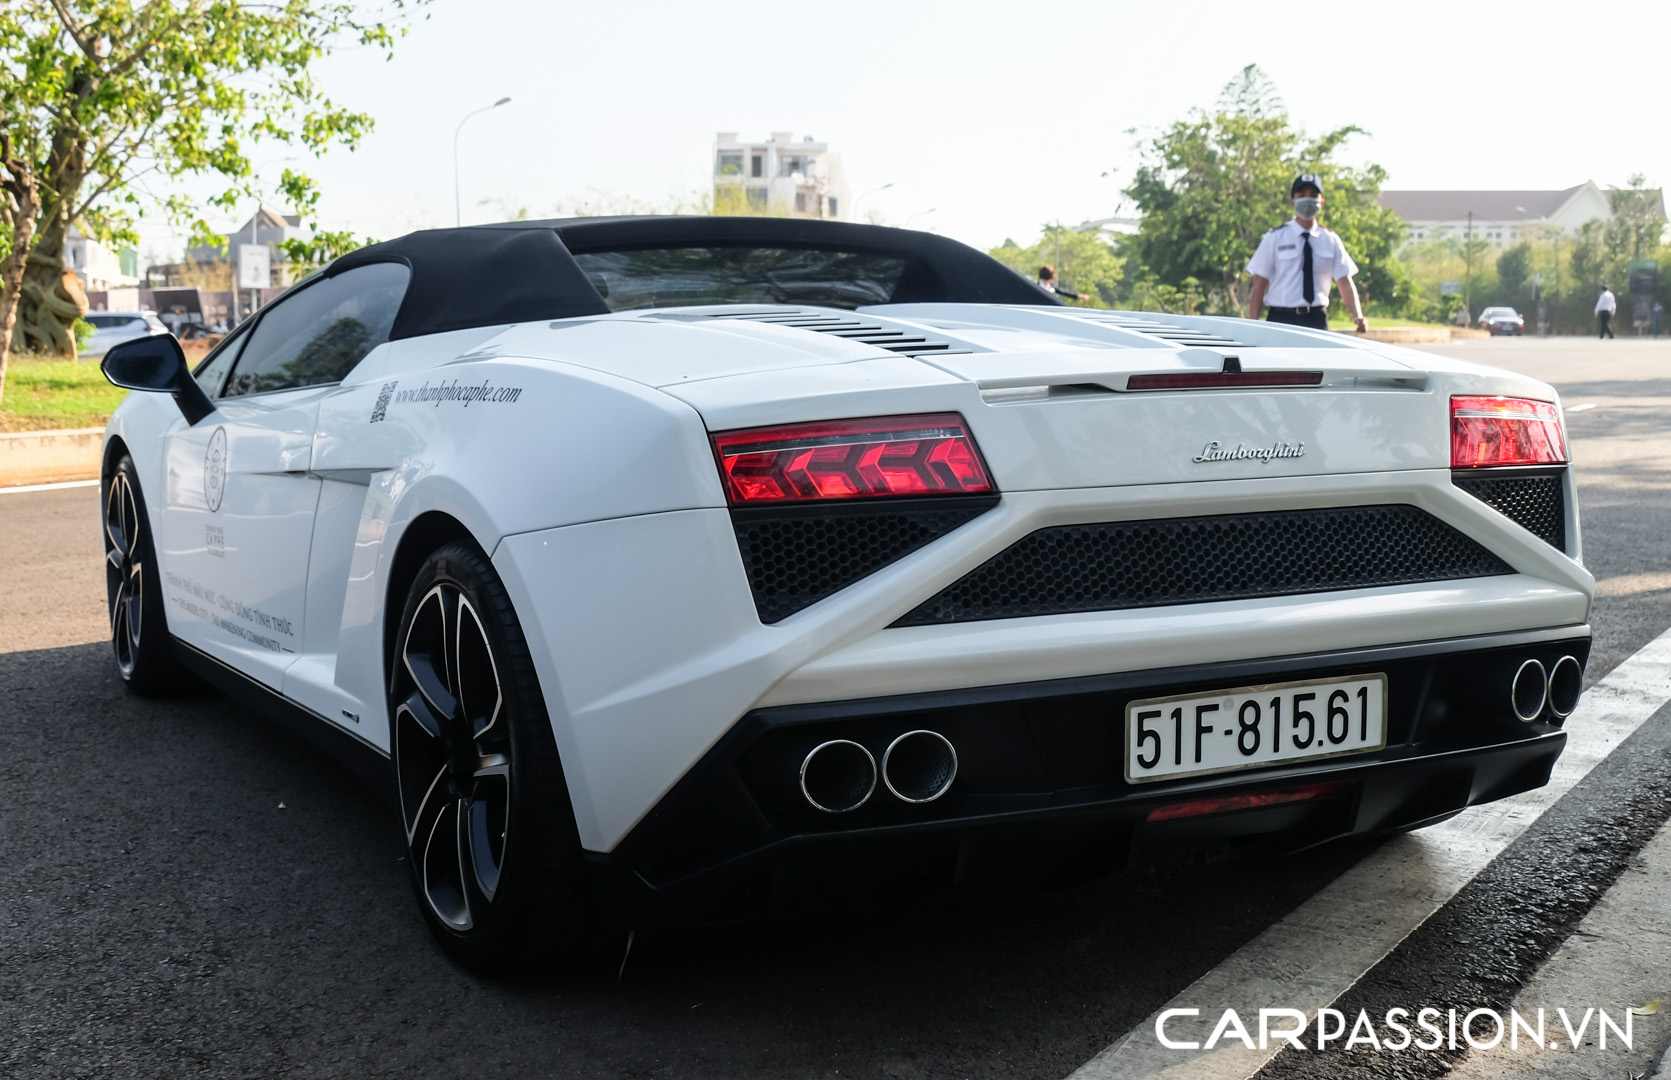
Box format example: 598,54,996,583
987,223,1126,307
1607,174,1666,261
0,0,424,402
1496,242,1533,298
1121,64,1408,317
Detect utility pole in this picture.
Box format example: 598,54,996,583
1463,210,1474,320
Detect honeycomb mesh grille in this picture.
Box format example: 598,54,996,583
894,504,1513,626
736,502,994,623
1453,473,1566,551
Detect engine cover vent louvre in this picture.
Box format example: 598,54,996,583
734,497,999,623
1068,312,1250,349
1452,471,1567,551
893,504,1512,627
711,309,974,357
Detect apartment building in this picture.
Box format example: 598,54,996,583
714,132,851,220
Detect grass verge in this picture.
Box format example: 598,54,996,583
1326,317,1446,330
0,355,129,433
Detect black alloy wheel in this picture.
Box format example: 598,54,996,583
103,453,186,694
390,541,592,969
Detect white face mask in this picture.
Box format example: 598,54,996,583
1294,196,1321,219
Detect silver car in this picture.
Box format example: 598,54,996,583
80,311,168,357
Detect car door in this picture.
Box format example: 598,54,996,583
157,262,410,691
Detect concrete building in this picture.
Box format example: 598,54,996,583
65,225,139,293
1378,181,1664,248
714,132,851,220
166,207,310,286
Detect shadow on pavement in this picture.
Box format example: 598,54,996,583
0,641,1373,1080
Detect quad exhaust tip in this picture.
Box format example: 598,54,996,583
1511,659,1549,723
1548,655,1583,719
882,730,958,804
800,739,877,814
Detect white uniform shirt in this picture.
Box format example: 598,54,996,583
1246,219,1358,308
1595,289,1617,315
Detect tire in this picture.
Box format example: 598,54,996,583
390,540,593,970
103,453,188,695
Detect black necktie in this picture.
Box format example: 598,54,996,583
1301,232,1315,305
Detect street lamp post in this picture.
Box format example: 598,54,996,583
454,97,511,227
852,182,893,221
903,207,937,228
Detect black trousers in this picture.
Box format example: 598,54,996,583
1266,306,1329,330
1598,311,1614,338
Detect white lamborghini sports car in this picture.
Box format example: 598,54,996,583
98,217,1592,969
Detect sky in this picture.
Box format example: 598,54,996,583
144,0,1671,259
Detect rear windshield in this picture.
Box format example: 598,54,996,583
570,246,914,311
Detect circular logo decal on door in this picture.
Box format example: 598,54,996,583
204,426,228,512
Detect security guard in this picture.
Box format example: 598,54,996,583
1246,174,1368,334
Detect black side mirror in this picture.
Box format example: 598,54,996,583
100,334,216,425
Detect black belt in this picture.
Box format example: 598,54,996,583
1267,304,1327,313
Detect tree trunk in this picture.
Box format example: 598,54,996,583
0,137,42,405
15,100,90,359
15,214,86,359
1224,276,1245,317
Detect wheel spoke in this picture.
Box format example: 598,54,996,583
395,701,450,841
110,580,132,669
126,562,143,650
398,690,445,740
120,478,139,560
455,597,502,740
107,546,125,573
110,579,129,637
466,765,508,903
421,799,472,931
105,478,127,558
402,586,460,722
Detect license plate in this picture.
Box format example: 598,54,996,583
1125,673,1387,784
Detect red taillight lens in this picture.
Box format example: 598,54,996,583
712,413,994,505
1146,782,1345,823
1450,396,1567,468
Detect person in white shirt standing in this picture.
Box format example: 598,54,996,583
1595,286,1617,339
1245,174,1368,333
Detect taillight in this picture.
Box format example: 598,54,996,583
1451,396,1567,468
712,413,994,505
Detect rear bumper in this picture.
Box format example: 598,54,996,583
585,626,1589,924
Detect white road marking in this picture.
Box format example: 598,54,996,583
1069,626,1671,1080
1566,403,1598,412
0,478,100,495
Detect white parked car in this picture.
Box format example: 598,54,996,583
80,310,168,356
97,217,1592,970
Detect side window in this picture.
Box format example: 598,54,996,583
221,262,410,398
192,324,250,398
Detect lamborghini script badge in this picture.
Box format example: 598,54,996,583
1193,439,1306,464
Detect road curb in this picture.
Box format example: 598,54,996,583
0,427,105,487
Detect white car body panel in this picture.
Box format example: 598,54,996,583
104,294,1594,854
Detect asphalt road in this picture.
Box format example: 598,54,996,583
2,336,1668,1079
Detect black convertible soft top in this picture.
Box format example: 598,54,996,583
326,216,1061,341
